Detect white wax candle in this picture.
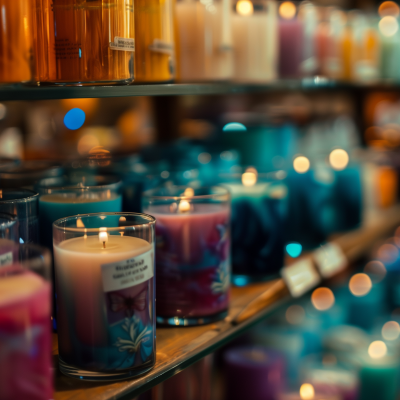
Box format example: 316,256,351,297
54,235,153,349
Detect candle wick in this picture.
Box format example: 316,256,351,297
103,241,106,249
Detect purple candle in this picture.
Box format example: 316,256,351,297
223,347,285,400
278,2,303,78
143,186,231,326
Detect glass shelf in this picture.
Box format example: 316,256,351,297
52,205,400,400
0,78,371,101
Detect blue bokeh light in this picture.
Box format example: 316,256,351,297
222,122,247,132
286,242,302,258
64,108,86,130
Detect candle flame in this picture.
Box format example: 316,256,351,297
184,188,194,197
236,0,253,16
179,200,191,213
99,229,108,249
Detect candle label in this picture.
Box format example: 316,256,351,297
0,251,13,267
149,39,173,55
110,37,135,52
314,243,347,279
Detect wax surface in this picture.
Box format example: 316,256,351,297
0,270,52,400
145,204,230,319
54,235,155,372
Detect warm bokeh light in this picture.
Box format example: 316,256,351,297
349,273,372,297
285,305,305,325
379,1,400,17
311,287,335,311
236,0,254,16
293,156,310,174
368,340,387,359
61,98,99,116
364,260,386,283
279,1,297,20
198,152,211,164
299,383,315,400
329,149,349,171
76,218,85,228
379,16,399,37
242,171,257,186
382,321,400,341
178,200,191,213
377,243,399,263
184,188,194,197
77,134,100,155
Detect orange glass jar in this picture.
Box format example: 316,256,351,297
0,0,33,83
34,0,134,85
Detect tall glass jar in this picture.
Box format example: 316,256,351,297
134,0,174,82
174,0,233,81
143,186,231,326
0,0,33,83
53,212,156,380
34,0,134,85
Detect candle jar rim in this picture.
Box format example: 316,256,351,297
143,185,230,201
0,160,63,177
53,212,156,234
0,189,39,203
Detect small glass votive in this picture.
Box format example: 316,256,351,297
0,212,18,243
53,212,156,380
221,169,288,285
0,189,39,245
142,186,231,326
36,176,122,250
0,160,64,189
0,242,53,399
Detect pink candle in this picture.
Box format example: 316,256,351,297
0,266,52,400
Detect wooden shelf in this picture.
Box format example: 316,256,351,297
53,205,400,400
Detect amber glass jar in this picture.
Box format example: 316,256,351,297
0,0,33,83
34,0,134,85
134,0,174,82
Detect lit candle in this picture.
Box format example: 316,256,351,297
143,186,230,325
53,213,156,379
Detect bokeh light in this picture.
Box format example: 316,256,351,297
242,171,257,186
299,383,315,400
329,149,349,171
382,321,400,341
223,122,247,132
379,16,399,37
364,260,386,283
64,108,86,130
286,242,302,258
279,1,297,20
293,156,310,174
198,152,211,164
349,273,372,297
179,200,191,213
183,188,194,197
311,287,335,311
379,1,400,17
368,340,387,359
285,305,305,325
236,0,254,16
377,243,399,263
77,134,99,155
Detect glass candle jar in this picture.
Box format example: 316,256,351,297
34,0,134,85
0,212,19,243
174,0,233,81
0,0,33,83
134,0,174,82
143,186,231,326
0,189,39,245
0,160,64,189
221,170,288,285
232,0,278,82
36,175,123,250
0,242,53,399
53,212,156,380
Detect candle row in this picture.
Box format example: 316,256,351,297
3,1,400,85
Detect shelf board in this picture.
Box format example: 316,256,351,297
53,204,400,400
0,78,375,101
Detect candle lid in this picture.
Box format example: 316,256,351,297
0,189,39,218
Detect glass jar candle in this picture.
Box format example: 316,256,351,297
143,186,231,326
232,0,278,82
0,189,39,245
0,242,53,399
53,212,156,380
34,0,134,85
36,175,123,250
134,0,174,82
0,212,18,243
174,0,233,81
0,0,33,83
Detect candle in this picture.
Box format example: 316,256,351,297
223,347,285,400
0,189,39,245
53,213,156,380
232,0,278,82
221,170,287,284
278,2,303,78
0,212,18,243
0,244,52,400
143,186,230,325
